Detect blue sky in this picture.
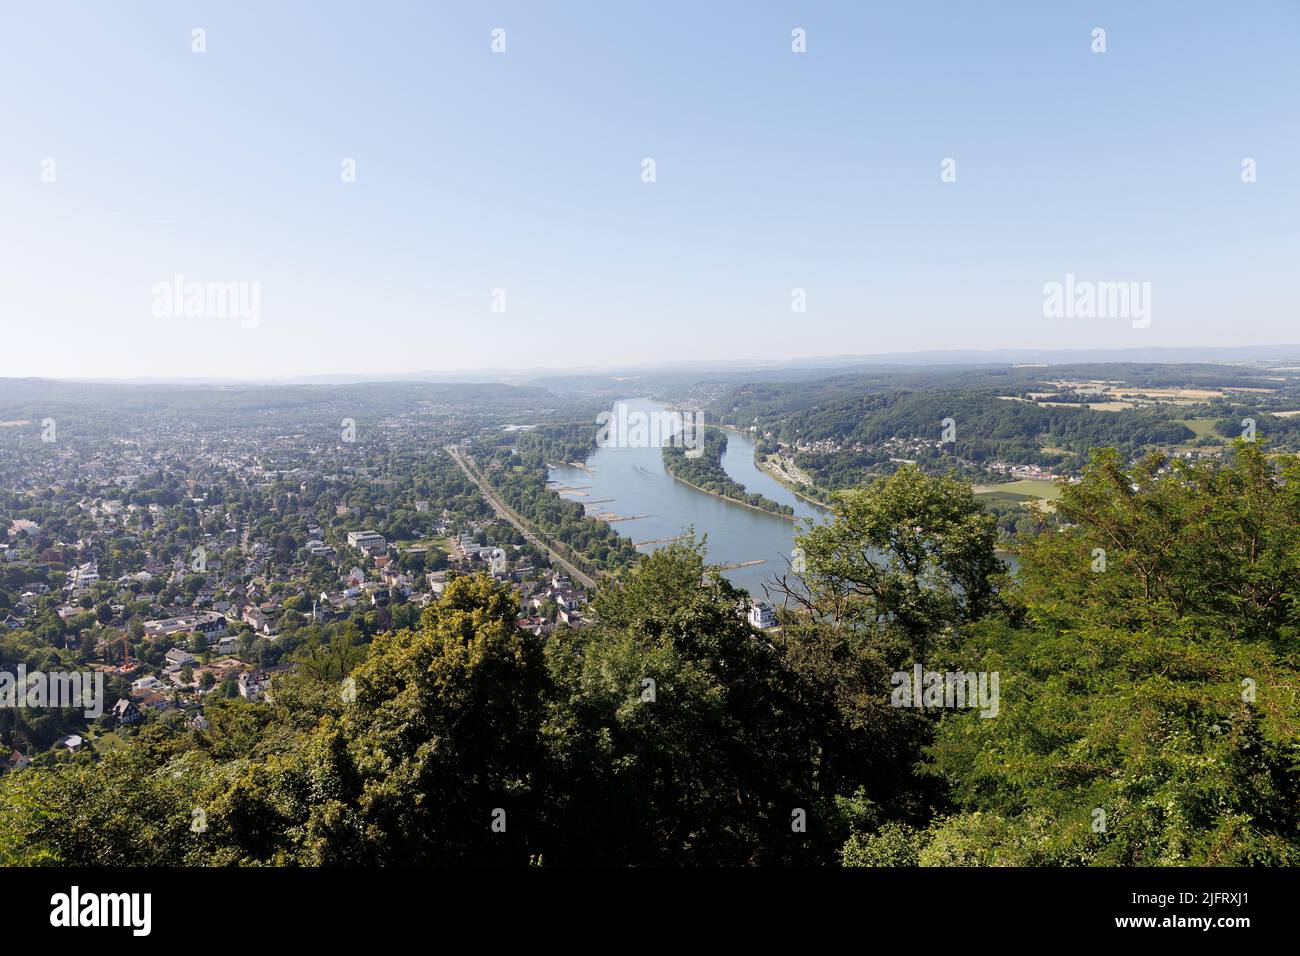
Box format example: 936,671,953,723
2,1,1296,379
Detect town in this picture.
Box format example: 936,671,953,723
0,381,606,767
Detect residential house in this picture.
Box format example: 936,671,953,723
165,648,198,667
238,670,269,702
6,750,30,772
111,698,142,726
131,675,166,694
242,607,275,635
69,561,99,590
747,601,777,629
305,539,336,559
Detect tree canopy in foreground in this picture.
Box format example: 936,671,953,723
1,449,1295,866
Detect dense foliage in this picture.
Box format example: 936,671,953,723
1,448,1295,866
843,447,1300,865
771,391,1194,468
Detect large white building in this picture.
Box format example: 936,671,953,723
144,610,228,641
346,530,387,554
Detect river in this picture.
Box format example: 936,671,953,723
547,398,828,596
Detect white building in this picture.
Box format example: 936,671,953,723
747,601,777,629
346,531,387,554
305,540,336,559
144,611,227,641
238,671,269,702
72,561,99,589
165,648,198,667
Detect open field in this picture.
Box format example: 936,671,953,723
1021,381,1286,411
90,731,127,751
974,478,1063,501
1176,418,1220,438
1079,401,1135,411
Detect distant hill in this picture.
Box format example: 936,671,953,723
18,344,1300,387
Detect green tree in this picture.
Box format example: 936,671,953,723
897,446,1300,865
542,541,837,864
782,464,1003,666
212,573,548,865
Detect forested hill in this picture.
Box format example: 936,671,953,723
760,391,1195,465
709,362,1300,475
709,362,1298,423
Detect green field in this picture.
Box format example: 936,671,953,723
977,491,1035,503
974,478,1062,501
1176,418,1220,439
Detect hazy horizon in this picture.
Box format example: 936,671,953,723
5,342,1300,387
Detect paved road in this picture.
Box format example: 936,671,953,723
445,445,600,591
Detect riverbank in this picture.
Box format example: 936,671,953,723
756,457,835,509
661,427,796,519
663,469,797,521
715,424,835,509
545,398,819,595
545,458,593,475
